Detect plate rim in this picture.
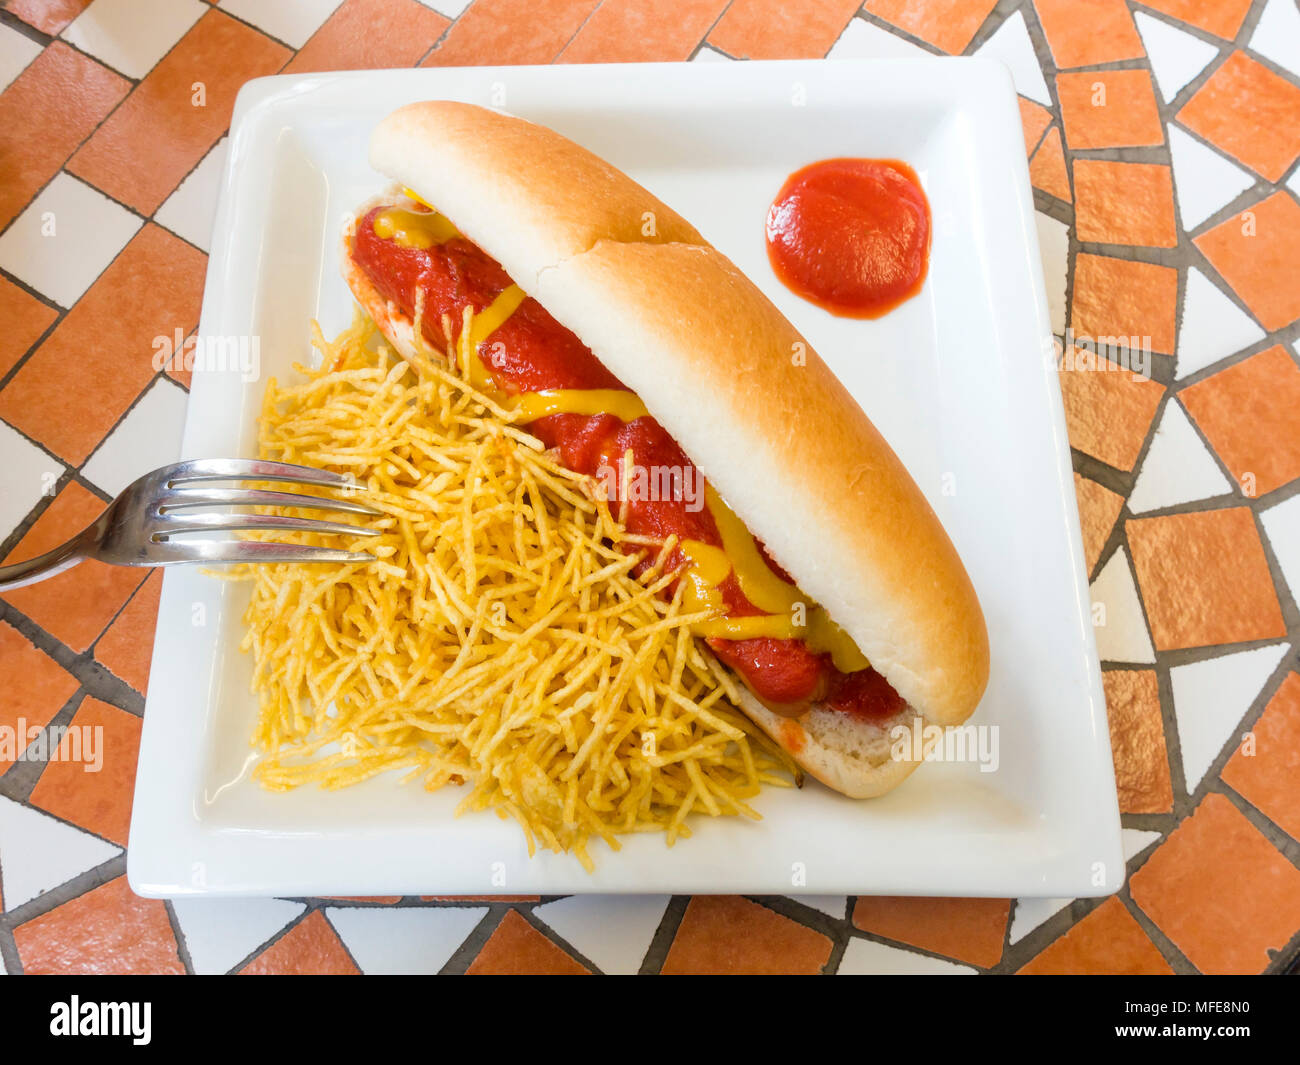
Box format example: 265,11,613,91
127,57,1123,900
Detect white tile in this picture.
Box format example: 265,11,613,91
1036,211,1069,336
325,906,487,975
62,0,205,79
416,0,472,19
217,0,343,48
0,173,141,309
1009,896,1071,944
0,22,42,94
828,17,931,60
839,937,976,974
1134,11,1220,103
535,895,669,974
82,378,188,498
1260,492,1300,607
1128,399,1232,513
83,374,188,485
0,797,121,911
1169,125,1257,230
691,45,732,63
154,138,228,254
0,421,63,544
1170,643,1290,792
1248,0,1300,79
172,897,306,974
1123,828,1163,862
1090,548,1156,665
1176,267,1267,379
788,894,847,919
973,11,1050,105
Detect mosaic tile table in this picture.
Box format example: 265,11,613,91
0,0,1298,976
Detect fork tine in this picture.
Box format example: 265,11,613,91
164,458,360,489
158,513,382,538
176,540,374,565
158,486,382,516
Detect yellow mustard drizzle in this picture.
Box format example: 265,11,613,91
372,206,869,674
373,207,460,249
512,389,649,423
679,488,868,672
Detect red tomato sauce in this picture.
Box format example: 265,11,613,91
765,158,930,319
351,205,904,723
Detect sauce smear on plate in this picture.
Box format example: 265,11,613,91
766,158,930,318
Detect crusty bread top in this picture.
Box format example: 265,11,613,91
366,101,989,726
370,101,704,293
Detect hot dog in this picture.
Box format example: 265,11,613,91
341,101,989,798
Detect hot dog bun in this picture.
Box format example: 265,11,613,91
346,101,990,797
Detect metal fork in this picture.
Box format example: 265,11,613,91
0,458,382,592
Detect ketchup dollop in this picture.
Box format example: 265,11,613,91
765,158,930,319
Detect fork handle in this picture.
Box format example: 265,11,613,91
0,538,88,591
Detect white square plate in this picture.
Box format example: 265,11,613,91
129,59,1122,899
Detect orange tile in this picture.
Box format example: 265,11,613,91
1018,96,1052,157
29,697,140,847
559,0,729,62
0,278,57,380
1073,473,1124,575
1057,70,1163,150
467,909,591,974
1195,192,1300,333
1018,898,1174,974
1070,253,1179,356
1130,793,1300,973
1104,670,1174,814
423,895,540,902
710,0,864,59
1032,0,1144,68
240,911,359,974
1029,127,1072,202
93,571,162,695
4,0,91,35
1137,0,1252,39
1127,508,1286,651
283,0,450,74
0,619,79,768
663,895,832,974
0,483,147,652
0,42,129,230
15,876,184,975
424,0,600,67
1058,354,1165,471
1223,673,1300,841
1180,346,1300,497
322,896,403,904
851,896,1009,968
1074,160,1177,248
863,0,998,54
0,224,206,465
1178,52,1300,182
67,10,289,215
